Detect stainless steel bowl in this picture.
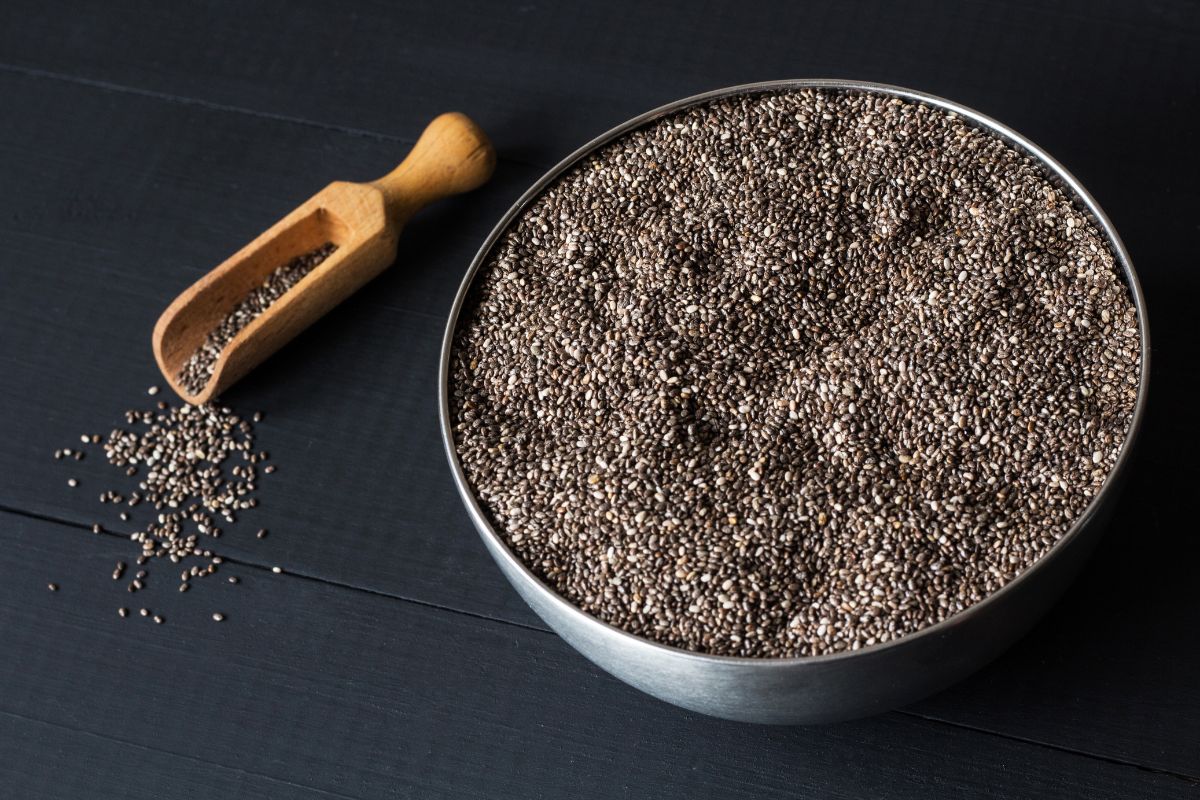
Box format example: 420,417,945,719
438,79,1150,724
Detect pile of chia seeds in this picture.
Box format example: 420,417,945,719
178,242,338,395
53,388,279,623
450,89,1141,657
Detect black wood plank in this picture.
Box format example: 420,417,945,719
0,714,342,800
1,510,1193,799
0,0,1196,181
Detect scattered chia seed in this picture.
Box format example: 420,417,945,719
177,242,338,396
450,89,1141,658
53,392,285,626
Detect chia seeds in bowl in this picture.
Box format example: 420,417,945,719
448,87,1141,659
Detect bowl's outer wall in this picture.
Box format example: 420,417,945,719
441,80,1149,725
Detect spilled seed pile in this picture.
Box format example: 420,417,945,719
52,387,280,623
450,89,1141,657
178,242,338,395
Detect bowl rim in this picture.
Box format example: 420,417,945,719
438,78,1151,668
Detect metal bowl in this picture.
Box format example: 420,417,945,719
438,79,1150,724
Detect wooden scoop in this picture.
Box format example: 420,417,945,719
152,112,495,404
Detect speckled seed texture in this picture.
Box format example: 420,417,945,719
450,89,1140,657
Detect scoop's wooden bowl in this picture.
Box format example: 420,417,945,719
154,112,495,404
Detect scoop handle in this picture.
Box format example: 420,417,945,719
371,112,496,224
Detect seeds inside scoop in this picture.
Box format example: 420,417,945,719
450,88,1141,658
177,242,338,395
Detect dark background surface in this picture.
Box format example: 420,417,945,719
0,1,1196,797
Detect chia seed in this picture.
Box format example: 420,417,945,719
450,89,1141,658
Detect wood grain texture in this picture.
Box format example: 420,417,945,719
0,0,1197,794
1,511,1192,799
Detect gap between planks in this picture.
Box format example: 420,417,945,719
895,709,1200,786
0,61,552,172
0,502,548,636
3,501,1196,783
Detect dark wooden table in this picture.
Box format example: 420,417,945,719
1,2,1196,797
